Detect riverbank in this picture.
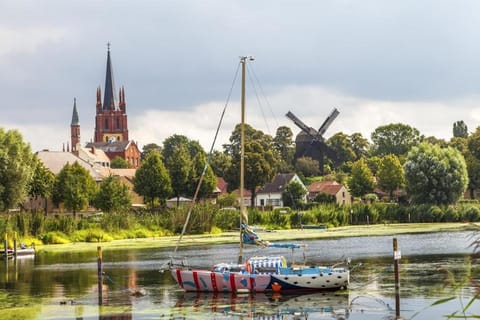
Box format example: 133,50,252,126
35,222,479,254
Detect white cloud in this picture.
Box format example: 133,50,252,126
0,26,67,57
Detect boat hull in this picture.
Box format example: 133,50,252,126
171,269,272,292
171,267,349,293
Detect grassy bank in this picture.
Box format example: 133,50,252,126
36,222,479,254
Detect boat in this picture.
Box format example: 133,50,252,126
169,56,349,293
1,245,35,259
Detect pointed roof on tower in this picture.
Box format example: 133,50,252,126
71,98,79,125
103,43,116,110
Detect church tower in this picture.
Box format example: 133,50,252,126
70,98,80,153
94,45,129,143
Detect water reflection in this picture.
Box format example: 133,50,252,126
172,291,350,319
0,231,479,319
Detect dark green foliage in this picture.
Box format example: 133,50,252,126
371,123,422,157
453,120,468,138
348,158,375,197
213,208,239,231
313,193,336,204
282,181,307,209
93,175,132,213
295,157,320,178
110,156,131,168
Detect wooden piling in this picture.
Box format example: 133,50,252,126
13,232,17,259
97,246,103,305
3,234,8,258
393,238,401,319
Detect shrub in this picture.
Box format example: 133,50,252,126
41,231,70,244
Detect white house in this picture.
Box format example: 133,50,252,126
256,173,307,208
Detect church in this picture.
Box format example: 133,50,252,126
70,46,141,168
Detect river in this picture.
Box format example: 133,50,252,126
0,231,479,319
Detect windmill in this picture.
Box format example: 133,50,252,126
286,108,339,175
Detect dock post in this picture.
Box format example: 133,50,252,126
3,234,8,258
97,246,103,305
393,238,401,319
13,232,17,259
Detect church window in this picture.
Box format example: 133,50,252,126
117,117,120,129
105,118,109,129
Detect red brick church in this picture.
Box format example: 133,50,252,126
70,46,141,168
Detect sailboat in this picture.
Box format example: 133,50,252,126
169,56,349,293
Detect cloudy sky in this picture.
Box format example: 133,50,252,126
2,1,480,153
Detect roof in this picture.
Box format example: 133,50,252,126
103,47,117,110
308,181,343,195
36,150,108,180
110,168,136,179
86,140,132,153
78,146,111,165
216,177,228,194
71,98,79,125
258,173,296,194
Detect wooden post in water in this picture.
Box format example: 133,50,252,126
393,238,401,319
97,246,103,305
3,234,8,258
13,232,17,259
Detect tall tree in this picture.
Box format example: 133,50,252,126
348,158,375,198
93,175,131,213
141,143,162,160
295,157,320,178
210,150,232,178
327,132,356,169
188,151,217,198
273,126,295,172
377,154,405,200
53,162,97,216
28,155,55,213
349,132,370,160
453,120,468,138
404,142,468,205
163,139,190,205
0,129,34,211
371,123,422,157
134,151,172,209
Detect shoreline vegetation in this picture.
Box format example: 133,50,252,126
36,222,479,254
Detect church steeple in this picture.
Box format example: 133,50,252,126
70,98,80,153
103,43,116,110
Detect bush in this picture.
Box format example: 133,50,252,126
214,208,239,231
463,206,480,222
41,231,70,244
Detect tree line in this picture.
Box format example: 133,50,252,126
0,120,477,215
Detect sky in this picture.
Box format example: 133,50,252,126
2,1,480,153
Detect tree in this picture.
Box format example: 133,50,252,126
295,157,320,178
327,132,356,169
53,162,97,216
28,155,55,213
0,129,34,211
404,142,468,205
282,181,307,208
133,151,172,209
163,137,190,206
371,123,422,157
188,151,217,199
141,143,162,160
110,156,131,168
348,158,375,198
377,154,405,200
210,150,231,178
93,175,131,213
273,126,295,172
349,132,370,160
453,120,468,138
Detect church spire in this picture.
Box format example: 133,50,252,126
71,98,79,125
103,43,116,110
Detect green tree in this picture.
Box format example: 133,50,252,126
141,143,162,160
133,151,172,209
350,132,370,160
327,132,356,169
273,126,295,172
348,158,375,198
0,129,34,211
371,123,422,157
28,155,55,213
404,142,468,205
53,162,97,216
163,136,191,206
377,154,405,200
453,120,468,138
295,157,320,178
210,150,231,178
188,151,217,199
110,156,131,168
93,175,132,213
282,180,307,208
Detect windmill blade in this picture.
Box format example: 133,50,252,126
317,108,340,136
285,111,318,138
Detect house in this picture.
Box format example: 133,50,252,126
232,188,253,207
308,180,351,205
85,140,141,168
256,173,307,208
110,168,145,208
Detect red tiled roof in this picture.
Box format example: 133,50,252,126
216,177,228,194
308,181,343,195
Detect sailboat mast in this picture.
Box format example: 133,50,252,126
238,56,252,264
